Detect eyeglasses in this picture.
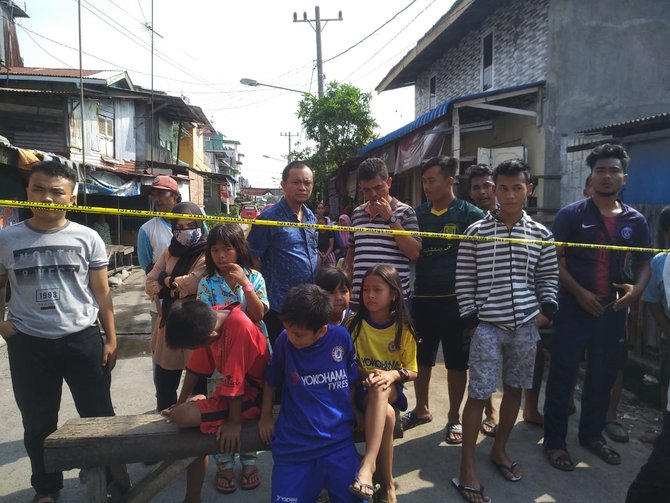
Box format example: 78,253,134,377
174,224,198,231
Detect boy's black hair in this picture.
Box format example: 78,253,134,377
315,266,352,293
358,157,389,182
420,155,457,178
30,161,78,188
586,143,630,172
205,223,253,276
493,159,531,184
346,264,416,350
279,284,331,332
466,163,493,189
166,299,217,349
282,160,312,182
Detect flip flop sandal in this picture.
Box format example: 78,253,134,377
400,411,433,431
545,448,575,471
604,421,629,443
584,441,621,465
214,468,237,494
446,423,463,445
348,477,377,500
240,465,261,490
491,460,522,482
451,477,492,503
480,419,497,438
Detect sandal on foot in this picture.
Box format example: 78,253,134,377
604,421,629,443
583,441,621,465
400,411,433,431
490,460,522,481
348,477,377,499
480,419,497,438
446,423,463,445
215,467,237,494
241,465,261,490
545,448,575,471
451,477,492,503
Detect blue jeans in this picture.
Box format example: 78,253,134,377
543,299,627,450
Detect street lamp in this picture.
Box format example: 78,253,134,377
263,154,286,163
240,78,310,95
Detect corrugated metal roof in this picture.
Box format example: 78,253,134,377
0,67,102,78
578,112,670,134
360,80,544,155
0,87,76,94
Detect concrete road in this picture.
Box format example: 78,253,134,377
0,269,660,502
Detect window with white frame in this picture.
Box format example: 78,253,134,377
481,31,494,91
429,75,437,109
98,115,114,157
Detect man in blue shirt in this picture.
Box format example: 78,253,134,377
247,161,318,346
544,144,651,471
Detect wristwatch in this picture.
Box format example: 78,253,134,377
386,215,399,225
398,368,410,383
243,283,254,293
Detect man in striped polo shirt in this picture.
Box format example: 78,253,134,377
344,157,421,309
453,159,558,502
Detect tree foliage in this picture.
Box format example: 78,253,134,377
295,81,378,199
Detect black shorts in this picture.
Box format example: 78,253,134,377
412,296,469,371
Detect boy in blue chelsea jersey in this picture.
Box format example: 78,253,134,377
259,284,364,503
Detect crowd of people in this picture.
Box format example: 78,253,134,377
0,143,669,503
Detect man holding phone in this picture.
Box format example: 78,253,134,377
543,144,651,471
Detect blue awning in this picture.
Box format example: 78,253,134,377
360,80,545,155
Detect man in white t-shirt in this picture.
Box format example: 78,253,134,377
0,161,117,503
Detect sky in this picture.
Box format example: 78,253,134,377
13,0,456,186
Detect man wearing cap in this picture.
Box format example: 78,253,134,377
138,175,181,328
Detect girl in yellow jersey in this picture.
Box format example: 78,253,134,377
346,264,418,503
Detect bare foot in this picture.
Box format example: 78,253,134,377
523,410,544,426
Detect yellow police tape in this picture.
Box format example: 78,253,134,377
0,199,666,254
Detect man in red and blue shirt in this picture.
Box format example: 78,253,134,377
544,144,651,471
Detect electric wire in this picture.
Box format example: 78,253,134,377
323,0,417,63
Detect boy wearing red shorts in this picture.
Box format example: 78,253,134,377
165,300,270,503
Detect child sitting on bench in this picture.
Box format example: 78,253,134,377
164,300,270,503
259,284,362,503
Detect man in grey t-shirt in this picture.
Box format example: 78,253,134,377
0,161,117,503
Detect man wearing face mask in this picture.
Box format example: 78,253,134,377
145,201,209,412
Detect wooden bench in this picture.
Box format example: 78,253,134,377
44,412,402,502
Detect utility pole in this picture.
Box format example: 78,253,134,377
293,6,342,98
280,132,299,162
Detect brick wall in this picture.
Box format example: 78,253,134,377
415,0,549,116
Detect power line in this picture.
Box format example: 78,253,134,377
136,0,147,23
76,0,226,93
106,0,144,25
345,0,439,82
20,26,73,68
15,24,231,87
323,0,417,63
